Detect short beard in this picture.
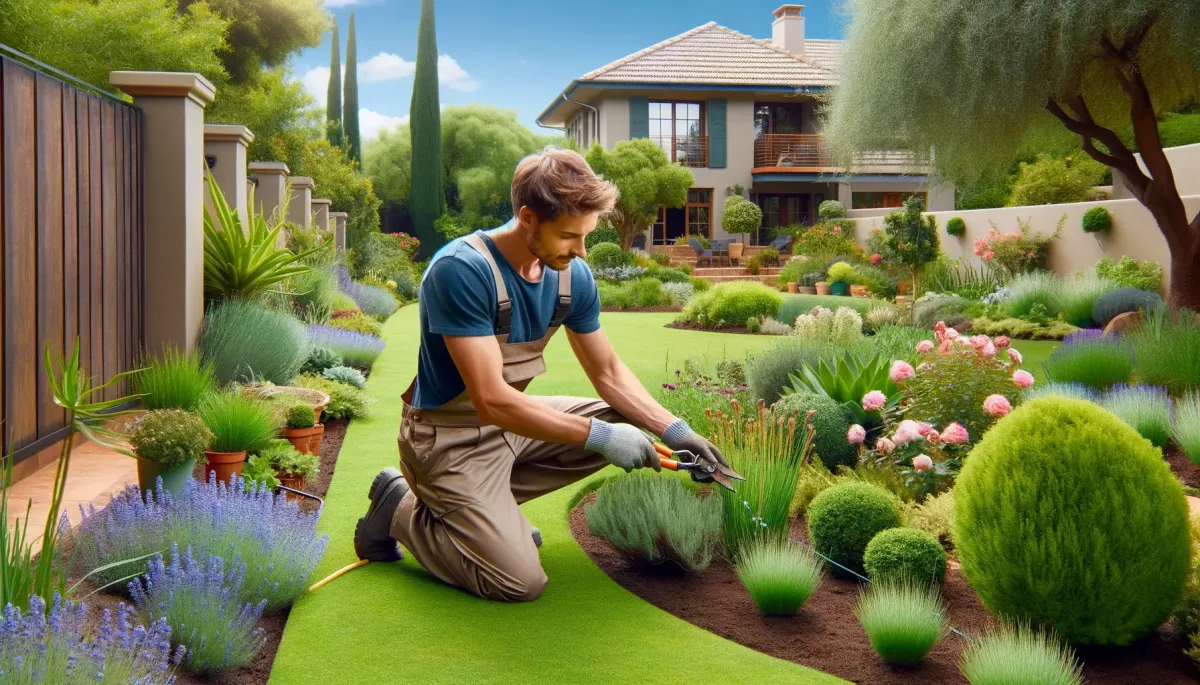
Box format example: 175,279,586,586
527,226,568,271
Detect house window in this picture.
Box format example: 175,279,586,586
687,188,712,237
852,191,928,209
755,194,812,244
754,102,804,138
652,188,712,245
649,101,706,166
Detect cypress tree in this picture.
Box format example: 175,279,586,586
325,17,343,148
343,11,361,165
409,0,444,256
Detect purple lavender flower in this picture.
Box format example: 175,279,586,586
1061,328,1106,346
130,546,266,674
307,324,386,368
335,267,398,319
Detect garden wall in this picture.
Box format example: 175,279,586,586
1111,142,1200,200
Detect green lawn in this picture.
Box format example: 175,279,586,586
270,309,1057,684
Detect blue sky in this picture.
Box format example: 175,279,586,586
296,0,848,141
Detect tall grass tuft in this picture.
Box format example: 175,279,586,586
1099,384,1173,449
959,623,1083,685
713,400,812,559
1056,274,1116,327
1022,382,1099,402
198,299,309,385
1003,272,1058,319
1041,337,1133,390
134,346,215,411
197,392,282,454
855,580,947,666
735,538,824,615
1127,305,1200,395
1173,393,1200,466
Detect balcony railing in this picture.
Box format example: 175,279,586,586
753,134,929,173
650,135,707,167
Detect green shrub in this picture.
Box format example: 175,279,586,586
850,264,897,298
1098,384,1172,449
776,293,881,323
1055,274,1117,327
1041,338,1133,389
294,374,373,420
134,347,215,412
131,409,212,467
747,339,836,405
735,539,824,616
1006,154,1106,207
1173,393,1200,466
1081,206,1112,233
285,404,316,429
807,482,901,575
585,222,620,249
758,247,780,266
289,267,338,324
945,217,966,237
331,291,359,311
952,397,1191,645
585,472,722,572
863,528,947,584
826,261,856,285
329,312,384,337
722,195,763,240
746,316,761,333
650,267,689,284
1095,255,1164,293
855,580,946,667
778,256,810,285
913,293,974,330
1003,272,1058,319
651,251,671,267
264,440,319,479
959,624,1084,685
586,242,631,270
818,200,846,220
970,316,1078,340
682,282,782,329
688,276,710,292
198,299,309,386
1127,306,1200,394
197,393,281,454
631,278,663,307
901,491,954,548
773,392,856,470
1091,287,1163,328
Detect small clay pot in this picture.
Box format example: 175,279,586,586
787,282,799,294
283,425,323,456
277,473,307,501
798,286,817,295
850,284,870,298
203,450,247,485
815,282,831,296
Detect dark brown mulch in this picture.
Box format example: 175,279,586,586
664,321,764,335
1167,447,1200,491
600,305,682,313
570,494,1200,685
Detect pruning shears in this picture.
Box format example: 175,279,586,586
653,442,745,493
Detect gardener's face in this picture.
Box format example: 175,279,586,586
520,207,598,271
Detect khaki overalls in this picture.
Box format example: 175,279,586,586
392,233,622,602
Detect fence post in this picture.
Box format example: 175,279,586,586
329,212,348,250
287,177,315,227
110,71,214,355
311,198,331,231
203,124,254,220
247,162,290,223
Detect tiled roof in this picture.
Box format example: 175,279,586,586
579,22,840,88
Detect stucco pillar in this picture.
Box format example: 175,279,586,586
247,162,289,224
836,182,853,209
287,177,315,228
311,198,331,232
110,71,214,356
203,124,254,221
329,212,348,250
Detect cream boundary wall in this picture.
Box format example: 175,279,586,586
1112,143,1200,200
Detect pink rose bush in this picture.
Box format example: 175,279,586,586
847,424,866,445
940,422,969,445
862,390,887,412
890,361,916,383
915,340,934,354
1012,370,1035,388
857,418,974,497
983,394,1012,417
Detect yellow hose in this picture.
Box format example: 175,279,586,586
307,559,370,593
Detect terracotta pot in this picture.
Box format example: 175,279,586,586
815,282,831,296
787,282,799,294
798,286,817,295
203,450,247,485
277,473,307,502
895,295,912,307
850,284,870,298
283,424,323,456
898,280,913,295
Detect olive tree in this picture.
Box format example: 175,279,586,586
722,196,762,244
585,139,693,250
828,0,1200,306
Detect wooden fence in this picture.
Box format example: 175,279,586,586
1,53,144,465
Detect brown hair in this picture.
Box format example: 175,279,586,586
510,146,618,222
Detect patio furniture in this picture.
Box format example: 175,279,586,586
770,234,792,252
687,237,713,266
710,239,731,267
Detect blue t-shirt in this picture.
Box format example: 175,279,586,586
412,228,601,409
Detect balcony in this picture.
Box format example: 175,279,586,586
752,134,930,175
650,135,707,168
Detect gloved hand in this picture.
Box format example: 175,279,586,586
660,419,729,469
585,420,661,473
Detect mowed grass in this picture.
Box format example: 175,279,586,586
270,308,1056,684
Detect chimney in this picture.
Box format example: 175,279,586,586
771,4,806,56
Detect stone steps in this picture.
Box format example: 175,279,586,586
703,274,781,285
692,266,782,278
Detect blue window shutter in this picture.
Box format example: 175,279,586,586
629,97,649,139
708,99,727,168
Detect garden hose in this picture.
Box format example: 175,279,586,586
308,559,371,593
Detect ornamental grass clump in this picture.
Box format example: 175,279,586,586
198,299,309,385
735,538,824,616
134,346,215,411
307,324,386,369
197,392,281,454
1041,337,1133,390
1022,382,1098,402
130,546,266,673
585,472,721,572
792,306,863,345
1127,305,1200,395
0,595,180,684
855,579,946,667
958,624,1083,685
953,397,1190,645
1099,384,1173,449
1173,393,1200,466
807,482,901,576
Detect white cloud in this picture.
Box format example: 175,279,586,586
359,52,415,83
323,0,377,7
299,51,479,110
437,54,479,91
360,109,410,141
301,65,335,108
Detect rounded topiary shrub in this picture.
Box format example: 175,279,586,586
586,222,621,249
863,527,947,584
586,242,631,270
682,282,781,329
952,396,1190,646
1091,287,1163,328
945,217,966,237
1081,206,1113,234
772,391,856,470
807,482,901,576
818,200,847,220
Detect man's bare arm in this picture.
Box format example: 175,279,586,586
566,328,676,436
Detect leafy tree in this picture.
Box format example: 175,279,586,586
721,196,762,243
180,0,327,84
325,17,343,149
294,140,381,250
206,67,321,162
883,196,939,299
364,124,413,212
1006,154,1107,206
343,10,361,165
828,0,1200,306
584,139,693,250
409,0,445,257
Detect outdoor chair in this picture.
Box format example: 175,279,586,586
770,234,792,252
687,237,713,266
631,234,647,250
710,239,732,267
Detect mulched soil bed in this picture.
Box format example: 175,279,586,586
72,419,350,685
570,493,1200,685
664,321,765,335
601,305,682,313
1167,447,1200,490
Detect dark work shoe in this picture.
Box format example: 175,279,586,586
355,468,408,562
532,527,542,548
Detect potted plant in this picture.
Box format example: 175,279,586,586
197,392,282,485
799,272,821,295
265,440,319,500
282,403,323,456
130,409,212,496
815,280,831,296
826,262,856,296
758,247,780,267
787,280,800,294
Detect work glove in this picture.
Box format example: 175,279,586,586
585,420,661,473
660,419,729,469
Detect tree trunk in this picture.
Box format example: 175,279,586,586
1168,231,1200,310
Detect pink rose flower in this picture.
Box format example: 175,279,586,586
982,342,997,357
893,420,922,445
1012,369,1035,388
941,422,969,445
944,327,960,339
994,336,1011,348
1008,348,1023,365
938,340,952,354
934,322,948,342
925,430,941,445
862,390,887,412
870,253,883,265
890,360,916,383
970,335,990,349
916,340,934,353
875,437,896,454
913,454,933,472
917,422,934,436
983,394,1012,417
847,424,866,445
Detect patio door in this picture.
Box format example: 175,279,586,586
754,194,810,244
654,189,712,245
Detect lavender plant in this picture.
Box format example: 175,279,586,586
0,594,180,684
336,268,398,321
130,546,266,674
307,324,386,368
71,477,328,612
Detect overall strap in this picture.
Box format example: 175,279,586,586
549,261,573,328
462,233,513,339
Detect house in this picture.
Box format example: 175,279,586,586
537,5,954,247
